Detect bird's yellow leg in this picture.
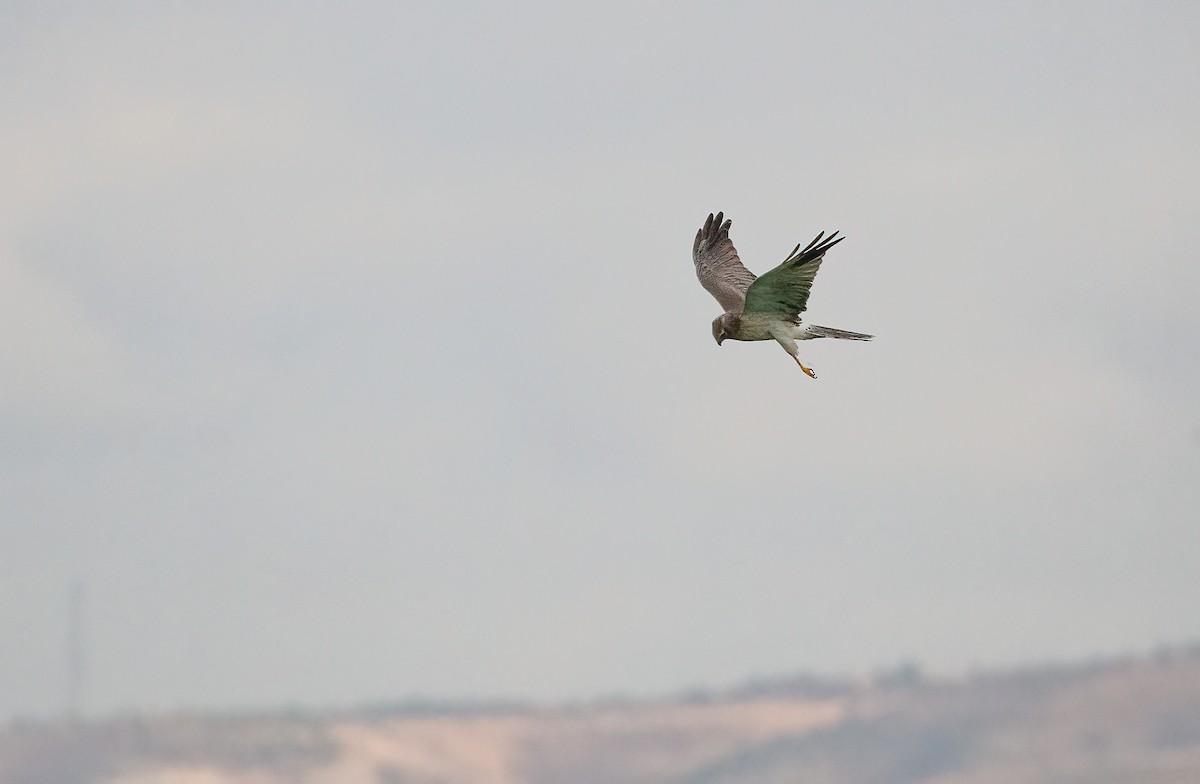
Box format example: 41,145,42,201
791,354,818,378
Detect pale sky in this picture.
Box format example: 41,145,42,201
2,1,1198,720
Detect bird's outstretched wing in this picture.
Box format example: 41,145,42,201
692,212,757,313
742,231,844,321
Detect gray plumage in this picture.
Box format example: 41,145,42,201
692,211,872,378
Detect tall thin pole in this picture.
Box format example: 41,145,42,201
67,582,85,720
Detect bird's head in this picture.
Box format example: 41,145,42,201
712,314,735,346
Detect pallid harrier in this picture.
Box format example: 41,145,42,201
693,212,872,378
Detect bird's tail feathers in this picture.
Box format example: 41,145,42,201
802,324,874,341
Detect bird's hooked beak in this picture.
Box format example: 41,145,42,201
715,334,725,346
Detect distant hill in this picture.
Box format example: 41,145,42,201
4,645,1200,784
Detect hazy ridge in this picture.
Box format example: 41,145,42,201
5,645,1200,784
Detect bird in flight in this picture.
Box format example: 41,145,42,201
692,212,873,378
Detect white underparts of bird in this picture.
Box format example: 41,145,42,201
692,212,873,378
